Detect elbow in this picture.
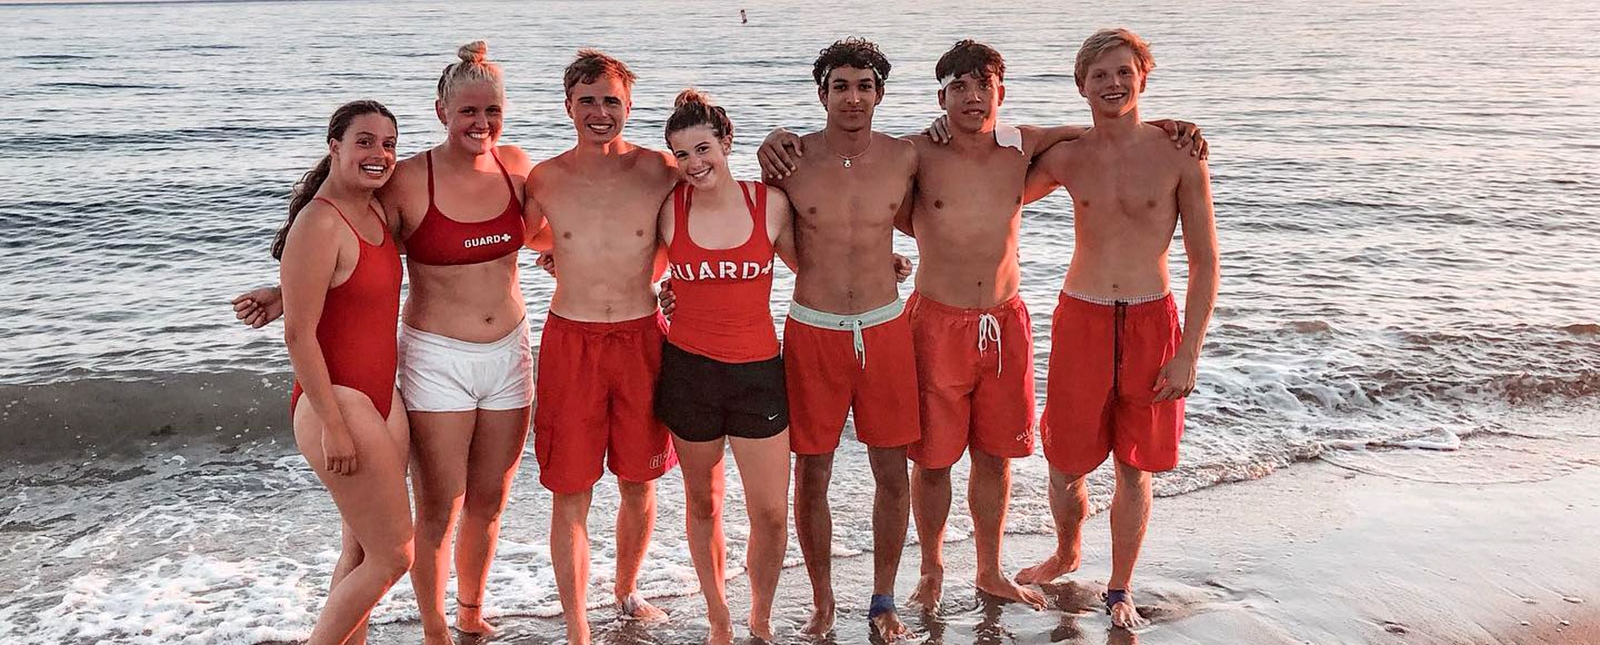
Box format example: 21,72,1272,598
282,320,313,349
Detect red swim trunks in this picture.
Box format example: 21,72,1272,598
906,292,1036,469
783,299,921,455
533,311,677,494
1041,292,1184,474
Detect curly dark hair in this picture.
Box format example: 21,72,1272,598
812,37,891,88
935,39,1005,84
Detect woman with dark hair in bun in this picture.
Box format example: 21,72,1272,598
275,99,410,645
653,88,796,645
236,41,540,644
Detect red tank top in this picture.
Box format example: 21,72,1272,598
666,181,780,363
403,150,525,265
291,197,403,419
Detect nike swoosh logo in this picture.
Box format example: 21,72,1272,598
767,413,780,421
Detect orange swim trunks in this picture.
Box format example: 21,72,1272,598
1041,292,1184,474
783,299,921,455
533,311,677,494
906,292,1036,469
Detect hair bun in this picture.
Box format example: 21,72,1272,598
673,88,711,109
458,41,488,64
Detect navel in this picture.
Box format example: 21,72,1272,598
563,231,573,239
934,199,944,209
635,229,645,237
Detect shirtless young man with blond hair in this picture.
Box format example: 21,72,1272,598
523,49,679,645
897,39,1206,613
1017,28,1219,629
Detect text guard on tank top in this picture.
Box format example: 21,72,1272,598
665,180,780,363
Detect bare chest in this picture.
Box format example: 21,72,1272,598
915,150,1027,236
540,180,662,249
1060,154,1179,228
788,163,909,235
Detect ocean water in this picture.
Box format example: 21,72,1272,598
2,0,1599,643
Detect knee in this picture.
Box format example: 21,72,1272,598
462,487,511,525
877,472,910,500
687,486,722,522
1112,460,1152,490
618,481,654,510
372,540,415,585
415,483,466,518
414,506,457,539
552,490,593,523
748,501,787,537
914,465,952,487
795,456,832,483
968,449,1007,477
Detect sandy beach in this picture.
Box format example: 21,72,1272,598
305,406,1600,645
7,376,1596,645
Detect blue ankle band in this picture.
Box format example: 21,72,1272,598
1103,588,1130,614
869,593,896,618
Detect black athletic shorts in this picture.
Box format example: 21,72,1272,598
655,341,788,442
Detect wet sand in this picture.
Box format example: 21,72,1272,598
0,371,294,465
340,408,1600,645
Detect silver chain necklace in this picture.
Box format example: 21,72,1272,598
833,136,872,168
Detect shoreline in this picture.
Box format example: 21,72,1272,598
324,408,1600,645
8,374,1598,644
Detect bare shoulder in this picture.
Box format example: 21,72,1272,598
1038,134,1086,165
389,151,428,186
627,146,678,189
495,144,535,175
762,182,792,209
878,132,918,171
530,151,576,185
878,131,916,155
635,145,677,173
1138,123,1192,165
288,200,344,239
528,153,564,180
901,132,937,162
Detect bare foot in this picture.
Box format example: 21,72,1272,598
801,603,835,637
707,620,735,645
421,627,456,645
869,610,912,642
455,603,496,636
1014,551,1080,586
976,571,1047,609
749,607,776,642
1108,598,1149,629
908,570,943,612
617,592,669,623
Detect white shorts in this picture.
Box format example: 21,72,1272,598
398,320,535,413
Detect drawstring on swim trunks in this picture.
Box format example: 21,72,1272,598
840,318,867,369
977,312,1002,376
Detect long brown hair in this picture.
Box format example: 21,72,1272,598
271,100,396,260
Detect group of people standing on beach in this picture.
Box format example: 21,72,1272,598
233,27,1217,645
